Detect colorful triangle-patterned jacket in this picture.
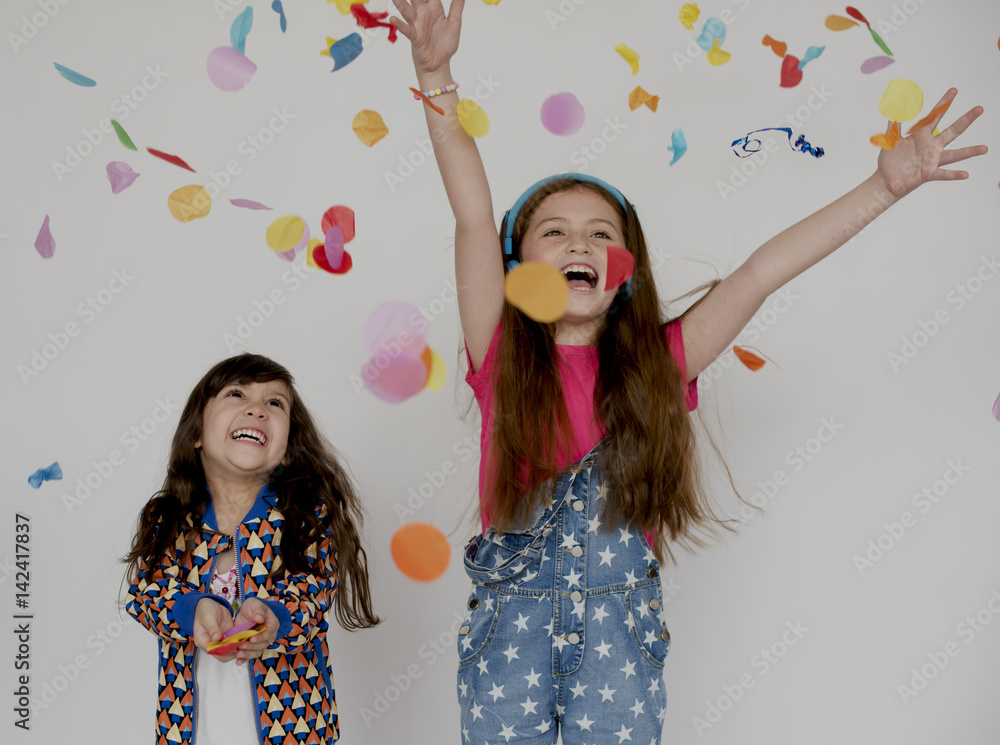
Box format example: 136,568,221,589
126,484,340,745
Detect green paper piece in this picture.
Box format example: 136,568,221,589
869,28,893,57
111,119,137,151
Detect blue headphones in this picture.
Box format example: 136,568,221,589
502,173,635,298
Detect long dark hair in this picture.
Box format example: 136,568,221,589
487,177,727,561
123,354,379,630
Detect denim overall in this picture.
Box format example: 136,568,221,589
457,441,671,744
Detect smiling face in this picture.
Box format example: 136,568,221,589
518,187,626,342
195,380,292,488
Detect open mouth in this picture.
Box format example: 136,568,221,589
231,428,268,446
561,263,599,291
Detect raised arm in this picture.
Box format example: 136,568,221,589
682,89,986,380
390,0,505,371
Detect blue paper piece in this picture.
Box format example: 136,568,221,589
230,6,254,54
330,33,363,71
798,45,826,70
53,63,96,87
697,18,726,52
28,462,62,489
271,0,287,32
668,129,687,165
731,127,825,158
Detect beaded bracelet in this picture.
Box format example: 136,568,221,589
413,81,459,100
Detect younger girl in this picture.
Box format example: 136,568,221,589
390,1,985,742
125,354,379,745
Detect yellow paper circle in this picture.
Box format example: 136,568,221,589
305,238,324,269
457,99,490,137
679,3,700,30
167,185,211,223
420,346,447,392
352,109,389,147
878,79,924,123
504,262,570,324
266,215,307,253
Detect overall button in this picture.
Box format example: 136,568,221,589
659,629,670,643
567,633,581,645
570,591,582,602
572,500,585,512
646,567,658,578
468,598,480,609
570,546,583,557
459,625,471,635
649,598,661,610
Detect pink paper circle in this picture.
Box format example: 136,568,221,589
363,301,428,357
324,226,345,270
363,351,428,403
541,92,585,136
207,46,257,92
860,55,895,74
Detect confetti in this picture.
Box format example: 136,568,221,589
410,87,444,116
111,120,137,151
993,392,1000,422
324,226,345,270
271,0,287,32
861,55,895,74
780,54,803,87
679,3,700,30
421,346,447,392
330,0,365,13
541,92,586,135
628,86,659,112
870,121,901,150
615,43,640,75
732,128,824,158
733,346,765,371
352,109,388,147
907,100,952,134
457,99,490,137
28,462,62,489
846,6,893,56
329,33,364,70
265,215,309,253
363,301,427,357
106,161,140,193
668,129,687,165
504,262,570,323
762,35,787,58
147,147,196,172
230,199,272,210
34,215,55,259
351,4,397,42
363,352,428,403
605,246,635,291
707,38,731,66
696,18,725,52
482,0,502,5
798,45,825,69
53,62,96,87
391,523,451,581
230,6,253,54
824,14,858,30
207,46,257,91
321,205,356,243
167,185,212,223
207,621,266,656
878,78,923,122
309,239,352,274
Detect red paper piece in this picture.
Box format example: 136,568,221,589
780,55,803,87
907,100,953,134
147,147,196,172
762,34,787,58
351,4,397,42
604,245,635,291
311,241,353,275
733,346,765,371
321,205,356,243
846,6,870,28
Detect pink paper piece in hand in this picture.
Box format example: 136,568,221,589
230,198,272,210
106,161,140,193
363,301,428,357
362,351,428,403
541,92,586,136
324,226,345,270
34,215,55,259
604,245,635,291
206,46,257,91
861,55,894,74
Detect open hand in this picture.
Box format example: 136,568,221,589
389,0,466,74
232,598,280,665
877,88,987,199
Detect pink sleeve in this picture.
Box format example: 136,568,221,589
664,319,698,412
464,320,503,391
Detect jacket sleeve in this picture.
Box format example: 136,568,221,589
259,529,338,649
126,536,233,643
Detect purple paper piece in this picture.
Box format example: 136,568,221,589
106,161,140,193
362,351,428,403
276,248,296,262
363,301,428,357
230,198,273,210
34,215,55,259
541,92,586,136
861,55,895,74
993,392,1000,422
324,226,345,270
206,46,257,91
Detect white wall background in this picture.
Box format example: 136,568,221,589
3,0,999,743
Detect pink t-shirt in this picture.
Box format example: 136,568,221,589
465,319,698,541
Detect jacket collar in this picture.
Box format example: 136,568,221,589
202,483,278,531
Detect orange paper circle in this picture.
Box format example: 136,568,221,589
167,185,211,223
504,262,570,323
391,523,450,582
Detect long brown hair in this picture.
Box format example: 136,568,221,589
123,354,380,630
488,178,727,561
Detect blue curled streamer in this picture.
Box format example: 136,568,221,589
731,127,825,159
28,462,62,489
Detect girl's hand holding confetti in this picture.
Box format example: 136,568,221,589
389,0,466,74
231,598,280,665
876,88,986,200
193,597,237,662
